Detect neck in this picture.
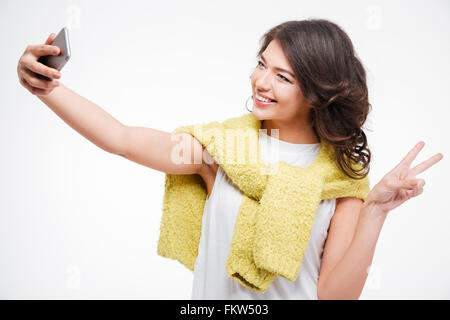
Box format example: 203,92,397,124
261,119,320,144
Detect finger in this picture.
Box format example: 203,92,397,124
20,76,49,96
416,179,425,189
410,153,444,176
408,187,423,198
402,179,417,190
29,44,60,57
45,33,56,45
402,178,425,190
395,141,425,170
22,67,59,90
21,56,61,80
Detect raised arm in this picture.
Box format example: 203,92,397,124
118,128,207,175
36,83,126,155
17,32,211,178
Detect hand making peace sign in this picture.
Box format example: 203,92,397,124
366,141,444,215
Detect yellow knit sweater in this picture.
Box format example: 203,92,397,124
157,113,370,292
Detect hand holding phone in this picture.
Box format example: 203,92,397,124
36,27,71,81
17,27,71,96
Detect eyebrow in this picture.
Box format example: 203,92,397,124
260,54,296,79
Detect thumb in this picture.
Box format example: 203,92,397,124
403,178,425,189
403,179,418,190
45,33,56,45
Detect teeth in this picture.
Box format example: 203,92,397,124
256,93,274,103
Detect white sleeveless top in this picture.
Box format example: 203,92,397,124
191,130,336,300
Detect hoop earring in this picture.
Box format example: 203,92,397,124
245,95,253,112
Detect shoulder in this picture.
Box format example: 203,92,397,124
336,196,364,205
334,196,364,214
327,196,365,237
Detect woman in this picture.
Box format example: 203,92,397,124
17,19,443,299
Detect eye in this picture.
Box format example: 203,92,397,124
278,74,290,82
257,60,291,83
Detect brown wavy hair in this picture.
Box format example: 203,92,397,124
256,19,372,179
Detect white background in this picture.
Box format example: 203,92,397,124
1,0,449,299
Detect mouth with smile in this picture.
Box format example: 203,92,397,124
254,90,277,106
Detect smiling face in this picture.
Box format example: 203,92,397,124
250,39,312,124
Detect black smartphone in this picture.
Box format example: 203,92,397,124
36,27,71,81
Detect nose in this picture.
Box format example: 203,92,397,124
254,71,272,91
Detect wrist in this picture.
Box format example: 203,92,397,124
362,200,388,220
